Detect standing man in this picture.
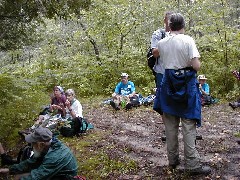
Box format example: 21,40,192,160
151,11,173,89
152,12,173,141
156,13,211,175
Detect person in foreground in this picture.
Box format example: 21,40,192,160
111,73,136,110
156,13,211,175
0,126,78,179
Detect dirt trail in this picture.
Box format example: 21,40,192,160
86,103,240,180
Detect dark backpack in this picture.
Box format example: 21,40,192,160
147,29,166,74
59,117,89,137
17,144,33,163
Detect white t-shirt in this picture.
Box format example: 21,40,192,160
66,99,83,118
157,33,200,70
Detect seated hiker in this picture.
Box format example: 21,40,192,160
0,126,78,179
229,99,240,109
229,70,240,109
35,86,67,126
59,89,93,137
111,73,137,110
198,74,215,105
49,86,67,117
198,74,209,96
65,88,83,119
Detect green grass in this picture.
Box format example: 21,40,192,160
234,132,240,138
61,130,138,179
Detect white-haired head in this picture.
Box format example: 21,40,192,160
65,89,76,97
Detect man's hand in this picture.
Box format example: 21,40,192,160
51,104,62,110
152,48,159,58
65,99,71,109
0,168,9,173
128,94,133,98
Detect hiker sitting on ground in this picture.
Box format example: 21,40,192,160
49,86,66,117
35,86,67,126
65,89,83,119
198,75,209,96
111,73,136,110
0,126,78,179
229,99,240,109
229,70,240,109
198,74,213,105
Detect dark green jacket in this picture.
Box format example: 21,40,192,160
10,139,78,180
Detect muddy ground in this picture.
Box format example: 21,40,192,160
86,103,240,180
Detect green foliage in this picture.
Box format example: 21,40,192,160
0,0,91,50
234,132,240,138
192,0,240,98
0,73,50,144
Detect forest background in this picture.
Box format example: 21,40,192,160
0,0,239,145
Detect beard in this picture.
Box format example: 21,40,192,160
33,148,43,158
33,147,48,158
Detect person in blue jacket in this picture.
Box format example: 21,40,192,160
110,73,136,110
0,126,78,179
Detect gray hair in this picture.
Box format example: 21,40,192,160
65,89,76,97
169,13,185,31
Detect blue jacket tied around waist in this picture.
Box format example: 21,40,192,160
160,68,202,126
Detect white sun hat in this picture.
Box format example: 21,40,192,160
197,74,207,80
121,73,129,77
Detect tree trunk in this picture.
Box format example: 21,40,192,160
78,20,101,62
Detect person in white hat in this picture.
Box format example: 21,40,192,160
111,73,136,110
197,75,210,96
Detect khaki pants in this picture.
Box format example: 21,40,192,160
163,113,201,169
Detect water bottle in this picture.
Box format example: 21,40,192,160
121,100,126,108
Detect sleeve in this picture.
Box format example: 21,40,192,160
188,37,200,59
20,154,62,180
114,82,121,94
203,84,210,95
10,158,40,175
151,29,163,48
130,82,136,93
71,100,83,118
